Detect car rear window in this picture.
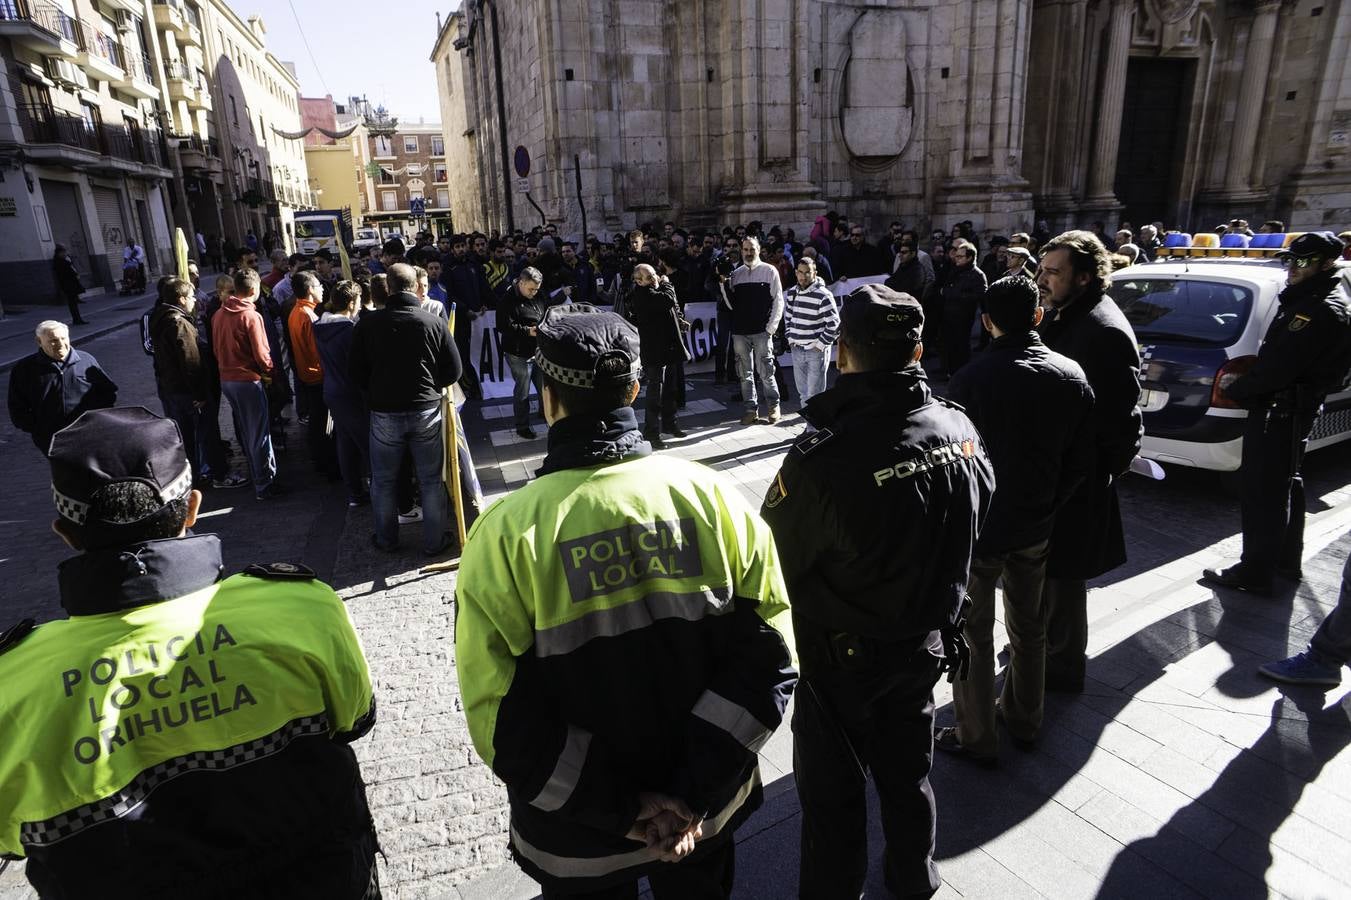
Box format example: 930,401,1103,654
1109,278,1254,345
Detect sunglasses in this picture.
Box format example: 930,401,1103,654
1282,257,1319,269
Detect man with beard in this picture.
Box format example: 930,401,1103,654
1035,231,1142,692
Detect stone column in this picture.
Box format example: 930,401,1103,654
1083,0,1132,206
1223,0,1281,194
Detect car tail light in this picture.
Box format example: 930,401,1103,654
1211,355,1258,409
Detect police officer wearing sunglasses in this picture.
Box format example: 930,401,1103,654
1204,231,1351,595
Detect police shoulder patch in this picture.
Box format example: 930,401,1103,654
243,562,317,580
0,618,36,656
791,427,835,456
1289,313,1312,332
764,472,789,509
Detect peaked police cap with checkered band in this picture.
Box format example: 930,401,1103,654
48,407,193,526
535,303,643,389
842,283,925,343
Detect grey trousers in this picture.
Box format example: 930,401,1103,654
1310,552,1351,667
954,540,1051,755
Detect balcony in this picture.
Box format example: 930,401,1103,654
76,20,124,80
0,0,80,58
152,0,198,44
15,102,165,173
165,58,197,105
113,52,159,99
188,69,211,110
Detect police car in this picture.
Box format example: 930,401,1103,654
1109,234,1351,472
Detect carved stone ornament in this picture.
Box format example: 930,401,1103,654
840,9,913,161
1150,0,1199,23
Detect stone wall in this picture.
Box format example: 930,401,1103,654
438,0,1350,241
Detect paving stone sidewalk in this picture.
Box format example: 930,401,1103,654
5,343,1351,899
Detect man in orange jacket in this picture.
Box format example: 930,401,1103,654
288,271,338,477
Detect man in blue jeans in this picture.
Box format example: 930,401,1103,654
349,263,462,555
726,237,785,426
496,266,548,439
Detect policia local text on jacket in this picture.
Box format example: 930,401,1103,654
760,285,995,899
0,408,380,899
455,306,796,896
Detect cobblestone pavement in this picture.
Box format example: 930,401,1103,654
4,320,1351,898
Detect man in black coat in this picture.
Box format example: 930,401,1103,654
496,267,551,439
1035,231,1143,693
761,285,994,898
1204,232,1351,595
8,320,117,453
832,225,889,279
939,276,1095,762
624,264,688,448
940,239,987,377
440,235,491,400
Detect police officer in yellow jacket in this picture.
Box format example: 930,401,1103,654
455,304,797,898
0,407,380,900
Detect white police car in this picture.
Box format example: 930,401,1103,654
1109,245,1351,472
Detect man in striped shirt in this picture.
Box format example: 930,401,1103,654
784,257,840,416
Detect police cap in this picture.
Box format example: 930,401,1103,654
535,303,643,389
1277,231,1343,261
842,283,924,343
48,407,192,526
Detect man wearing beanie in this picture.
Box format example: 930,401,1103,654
0,408,380,899
455,304,797,898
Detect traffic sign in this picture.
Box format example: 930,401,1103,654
516,177,529,194
410,197,426,217
514,145,530,178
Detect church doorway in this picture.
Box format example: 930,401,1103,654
1113,57,1194,231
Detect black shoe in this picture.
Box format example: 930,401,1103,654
994,700,1037,752
1044,671,1085,694
72,318,89,325
1276,564,1304,581
664,423,687,438
934,727,997,769
644,431,667,450
424,533,457,557
516,426,538,440
255,482,287,500
370,533,399,553
1201,563,1274,596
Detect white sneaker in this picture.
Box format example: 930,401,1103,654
397,506,423,525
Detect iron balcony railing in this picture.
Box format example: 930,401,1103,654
17,102,163,167
77,19,123,70
0,0,79,43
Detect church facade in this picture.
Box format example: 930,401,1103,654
430,0,1350,239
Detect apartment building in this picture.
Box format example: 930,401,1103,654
300,93,370,229
364,118,450,241
199,3,311,255
0,0,173,298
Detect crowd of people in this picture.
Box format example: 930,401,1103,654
6,201,1351,900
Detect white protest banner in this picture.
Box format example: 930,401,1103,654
467,279,879,400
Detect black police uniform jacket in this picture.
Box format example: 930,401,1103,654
1227,268,1351,412
948,331,1096,556
761,369,995,641
1037,291,1143,579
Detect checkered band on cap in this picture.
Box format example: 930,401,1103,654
52,485,91,525
19,715,329,847
535,353,597,388
534,352,642,389
51,461,192,525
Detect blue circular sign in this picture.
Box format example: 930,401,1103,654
514,145,530,178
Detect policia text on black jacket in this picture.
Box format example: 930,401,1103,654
761,285,995,899
454,305,797,897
